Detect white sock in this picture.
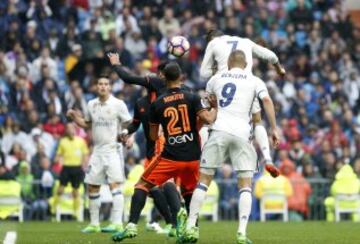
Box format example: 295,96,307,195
89,192,101,226
111,188,124,225
238,187,252,235
254,124,272,163
187,183,208,229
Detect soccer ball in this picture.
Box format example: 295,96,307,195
167,36,190,58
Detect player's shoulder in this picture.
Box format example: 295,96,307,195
87,97,98,105
110,95,126,106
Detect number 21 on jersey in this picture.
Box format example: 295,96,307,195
164,104,190,136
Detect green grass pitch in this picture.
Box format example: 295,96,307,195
1,221,359,244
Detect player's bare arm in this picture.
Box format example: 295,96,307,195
149,123,159,141
261,96,280,148
252,41,286,76
66,109,90,129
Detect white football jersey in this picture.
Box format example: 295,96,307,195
200,35,279,79
85,95,132,153
206,68,269,141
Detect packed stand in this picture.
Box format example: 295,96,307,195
0,0,359,220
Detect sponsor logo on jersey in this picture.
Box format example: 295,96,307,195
168,133,194,145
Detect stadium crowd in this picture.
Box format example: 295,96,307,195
0,0,360,221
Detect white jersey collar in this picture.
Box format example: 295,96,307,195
98,95,113,105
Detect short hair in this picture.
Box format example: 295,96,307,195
163,62,182,82
97,76,112,85
228,50,246,64
157,61,169,73
205,29,223,43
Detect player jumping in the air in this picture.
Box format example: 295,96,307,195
108,53,184,234
112,62,217,242
177,50,280,244
200,29,284,177
67,76,132,233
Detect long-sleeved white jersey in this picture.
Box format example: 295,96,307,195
200,35,279,79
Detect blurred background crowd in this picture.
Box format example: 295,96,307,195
0,0,360,221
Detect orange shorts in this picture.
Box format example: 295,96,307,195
141,157,199,195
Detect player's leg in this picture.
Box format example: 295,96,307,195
252,112,279,178
53,167,68,209
236,174,253,244
179,131,227,243
99,182,125,233
148,186,175,235
162,181,181,228
112,158,174,242
82,154,104,233
102,152,126,233
230,136,257,244
70,166,83,215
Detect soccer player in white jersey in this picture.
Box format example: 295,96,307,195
67,76,132,233
200,29,284,176
177,51,280,244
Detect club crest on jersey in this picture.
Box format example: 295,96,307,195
201,159,207,165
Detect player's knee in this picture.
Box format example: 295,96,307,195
162,182,177,192
88,184,100,193
72,189,79,198
237,173,253,188
135,181,151,193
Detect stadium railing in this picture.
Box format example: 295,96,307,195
4,178,331,221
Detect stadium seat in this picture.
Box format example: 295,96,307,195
260,193,289,222
123,164,153,222
0,180,23,222
334,194,360,222
200,181,219,222
49,181,85,222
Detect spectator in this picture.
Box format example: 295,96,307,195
324,164,360,222
280,159,312,220
254,170,293,219
32,47,58,82
124,32,147,60
16,161,35,220
32,156,54,220
0,150,14,180
158,8,180,36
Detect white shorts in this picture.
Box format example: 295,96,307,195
199,126,210,149
84,151,125,185
200,130,257,175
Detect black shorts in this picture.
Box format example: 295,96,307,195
59,166,84,189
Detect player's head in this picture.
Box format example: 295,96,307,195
163,62,182,85
227,50,247,70
205,29,223,43
65,122,76,138
157,61,169,79
96,75,112,98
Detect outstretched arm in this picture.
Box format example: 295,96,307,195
251,42,285,76
108,52,150,87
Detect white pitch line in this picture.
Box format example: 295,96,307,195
3,231,16,244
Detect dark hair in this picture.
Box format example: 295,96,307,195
163,62,181,82
157,61,169,73
97,75,112,85
205,29,223,43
